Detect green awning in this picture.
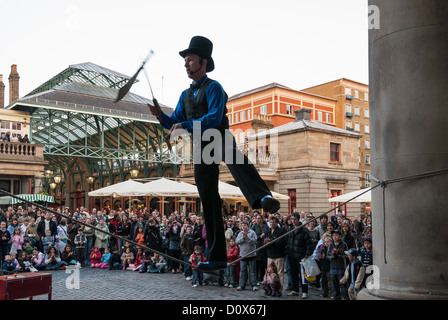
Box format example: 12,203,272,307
0,194,55,205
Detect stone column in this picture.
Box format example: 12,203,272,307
359,0,448,299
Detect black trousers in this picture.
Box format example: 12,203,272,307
194,130,272,262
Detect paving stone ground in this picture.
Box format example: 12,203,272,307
23,266,328,301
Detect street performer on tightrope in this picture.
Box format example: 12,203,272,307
148,36,280,271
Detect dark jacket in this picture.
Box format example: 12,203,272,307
265,226,286,259
144,225,162,252
0,229,11,247
116,222,130,238
109,252,121,268
37,219,57,239
180,232,194,256
327,240,348,271
286,227,314,261
251,223,270,260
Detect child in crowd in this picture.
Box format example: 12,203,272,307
42,230,55,254
61,244,76,265
31,248,45,270
10,227,24,255
9,253,19,270
74,228,86,267
139,250,152,273
225,237,239,288
95,247,111,269
130,247,143,272
314,234,332,298
90,245,102,267
262,262,282,297
148,252,167,273
121,247,134,270
134,226,145,249
43,246,68,270
360,237,373,286
340,248,366,300
360,237,373,268
109,247,122,270
2,254,17,274
327,230,349,300
17,251,32,272
189,245,206,287
22,241,34,259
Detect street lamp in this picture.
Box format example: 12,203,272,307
45,169,53,179
49,182,57,190
53,175,62,184
87,176,95,185
130,169,139,179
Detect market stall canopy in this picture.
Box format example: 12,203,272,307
88,179,145,197
217,181,290,201
0,194,55,205
140,178,198,197
328,188,371,203
87,177,289,201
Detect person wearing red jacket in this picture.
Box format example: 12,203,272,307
189,245,206,287
225,237,239,288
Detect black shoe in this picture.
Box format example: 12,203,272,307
261,195,280,213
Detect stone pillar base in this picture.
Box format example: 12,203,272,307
358,288,448,300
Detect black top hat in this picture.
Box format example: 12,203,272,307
179,36,215,72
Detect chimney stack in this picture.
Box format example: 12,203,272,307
8,64,19,104
0,74,5,108
295,108,311,121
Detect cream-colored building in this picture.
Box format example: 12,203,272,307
0,108,46,195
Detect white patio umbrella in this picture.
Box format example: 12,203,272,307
217,181,290,201
328,188,371,203
88,179,145,197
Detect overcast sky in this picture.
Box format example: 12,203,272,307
0,0,369,108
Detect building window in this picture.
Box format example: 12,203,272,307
228,115,232,125
345,87,351,95
330,143,340,162
364,108,369,118
355,122,360,132
365,154,370,165
235,113,239,123
365,124,370,134
260,105,267,115
345,104,352,112
365,140,370,149
346,120,352,129
286,105,293,115
317,111,323,121
365,173,371,187
288,189,296,215
354,90,359,99
364,92,369,101
247,109,251,120
354,106,360,116
326,113,331,123
240,111,246,122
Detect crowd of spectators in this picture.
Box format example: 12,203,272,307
0,131,30,142
0,204,373,300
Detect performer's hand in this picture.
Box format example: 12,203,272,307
167,123,184,140
148,98,162,119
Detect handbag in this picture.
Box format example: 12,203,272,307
302,256,321,278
